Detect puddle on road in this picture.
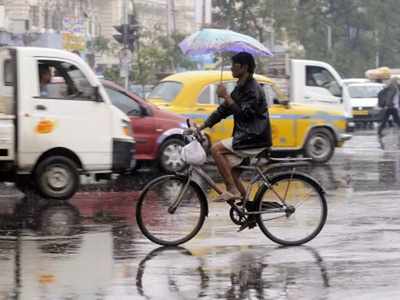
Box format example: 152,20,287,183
1,131,400,298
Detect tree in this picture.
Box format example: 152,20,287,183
131,31,196,85
293,0,400,76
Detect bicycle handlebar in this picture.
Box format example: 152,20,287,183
183,119,205,144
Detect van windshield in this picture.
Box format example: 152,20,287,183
148,81,182,102
348,85,384,98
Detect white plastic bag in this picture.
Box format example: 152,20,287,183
181,140,207,165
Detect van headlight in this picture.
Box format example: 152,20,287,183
122,119,132,137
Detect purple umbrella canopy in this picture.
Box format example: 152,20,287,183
179,28,273,57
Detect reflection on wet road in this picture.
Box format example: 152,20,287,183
2,130,400,299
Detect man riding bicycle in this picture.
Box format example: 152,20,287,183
197,52,272,203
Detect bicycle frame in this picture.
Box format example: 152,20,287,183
170,157,312,217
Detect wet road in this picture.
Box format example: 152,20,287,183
1,129,400,299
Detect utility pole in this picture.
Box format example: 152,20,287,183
167,0,176,36
122,0,129,89
202,0,206,27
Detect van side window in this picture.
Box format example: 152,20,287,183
37,60,96,100
306,66,341,97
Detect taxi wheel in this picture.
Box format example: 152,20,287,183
304,128,334,163
35,156,80,199
159,138,186,173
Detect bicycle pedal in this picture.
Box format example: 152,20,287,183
237,218,257,232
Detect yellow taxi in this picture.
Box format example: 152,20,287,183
147,71,351,163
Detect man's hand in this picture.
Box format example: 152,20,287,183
216,83,228,99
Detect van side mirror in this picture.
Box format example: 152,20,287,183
332,84,342,97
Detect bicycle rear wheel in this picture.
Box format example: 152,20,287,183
254,173,327,246
136,175,207,246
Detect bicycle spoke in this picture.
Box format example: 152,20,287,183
137,176,206,246
256,173,327,246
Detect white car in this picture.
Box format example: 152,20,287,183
342,78,372,86
346,82,385,126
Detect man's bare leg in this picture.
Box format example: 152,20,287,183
232,168,246,197
211,142,239,195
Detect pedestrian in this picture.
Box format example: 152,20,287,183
377,77,400,137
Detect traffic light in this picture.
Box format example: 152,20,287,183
113,15,140,51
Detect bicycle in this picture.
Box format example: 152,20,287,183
136,123,328,246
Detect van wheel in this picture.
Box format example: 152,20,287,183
159,138,186,173
304,128,334,163
35,156,80,199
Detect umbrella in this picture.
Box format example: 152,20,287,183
179,28,273,80
179,28,273,56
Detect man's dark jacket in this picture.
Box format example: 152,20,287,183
204,77,272,150
378,83,398,108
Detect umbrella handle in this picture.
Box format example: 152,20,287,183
220,53,224,83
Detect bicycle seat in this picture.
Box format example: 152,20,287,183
255,148,270,159
233,148,270,168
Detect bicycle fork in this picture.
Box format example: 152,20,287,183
167,175,191,214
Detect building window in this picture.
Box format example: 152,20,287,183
30,5,39,27
52,12,62,31
44,9,49,29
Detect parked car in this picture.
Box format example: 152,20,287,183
147,71,351,163
342,78,372,86
345,82,385,127
101,80,188,172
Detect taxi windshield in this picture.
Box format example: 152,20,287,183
148,81,182,102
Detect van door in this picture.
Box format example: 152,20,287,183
18,58,112,171
290,60,352,118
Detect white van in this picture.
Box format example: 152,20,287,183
290,59,354,130
0,47,134,199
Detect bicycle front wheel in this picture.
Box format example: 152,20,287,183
136,175,207,246
254,173,327,246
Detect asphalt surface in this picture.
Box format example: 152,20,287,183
1,128,400,299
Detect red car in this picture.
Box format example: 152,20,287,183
102,80,187,173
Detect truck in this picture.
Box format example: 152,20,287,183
289,59,354,130
0,47,134,199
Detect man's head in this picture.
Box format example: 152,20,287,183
39,64,51,85
231,52,255,78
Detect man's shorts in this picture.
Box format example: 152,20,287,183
221,138,267,167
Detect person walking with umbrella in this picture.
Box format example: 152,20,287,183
197,52,272,203
377,77,400,138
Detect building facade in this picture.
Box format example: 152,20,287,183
95,0,208,41
0,0,212,67
0,0,98,50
